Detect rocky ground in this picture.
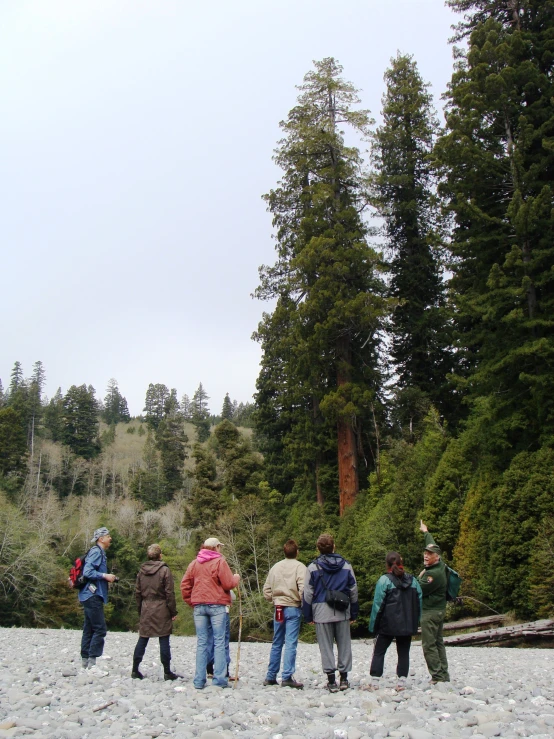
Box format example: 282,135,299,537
0,628,553,738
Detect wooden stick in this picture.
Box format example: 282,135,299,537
92,700,116,713
234,585,243,688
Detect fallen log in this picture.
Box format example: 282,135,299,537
417,614,508,634
443,619,554,646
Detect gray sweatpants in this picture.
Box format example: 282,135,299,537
315,621,352,674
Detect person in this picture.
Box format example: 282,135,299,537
263,539,307,689
206,589,235,681
79,527,118,675
417,520,450,683
302,533,358,692
181,536,240,689
132,544,178,681
368,551,422,691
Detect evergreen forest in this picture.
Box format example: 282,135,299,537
1,0,554,637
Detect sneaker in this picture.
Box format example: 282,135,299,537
263,678,278,686
339,678,349,691
131,670,144,680
326,681,339,693
81,658,89,669
164,671,179,681
281,678,304,689
87,665,108,677
228,675,239,682
396,677,407,692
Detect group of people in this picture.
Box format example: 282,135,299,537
78,521,450,690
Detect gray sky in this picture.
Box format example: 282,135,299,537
1,0,457,416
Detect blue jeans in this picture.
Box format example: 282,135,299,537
266,606,302,681
207,612,231,671
81,595,107,659
193,604,228,688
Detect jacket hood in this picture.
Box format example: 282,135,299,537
140,561,166,576
316,553,347,573
197,549,221,563
389,572,413,590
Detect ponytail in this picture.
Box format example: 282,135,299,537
386,551,404,578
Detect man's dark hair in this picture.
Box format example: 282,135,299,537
283,539,298,559
317,534,334,555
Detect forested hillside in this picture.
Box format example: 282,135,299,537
1,0,553,635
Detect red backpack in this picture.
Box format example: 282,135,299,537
68,545,100,589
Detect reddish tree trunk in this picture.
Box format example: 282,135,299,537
336,336,358,514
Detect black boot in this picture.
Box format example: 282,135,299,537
206,661,214,678
162,661,178,681
326,672,339,693
131,660,144,679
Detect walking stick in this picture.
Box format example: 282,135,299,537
233,583,243,688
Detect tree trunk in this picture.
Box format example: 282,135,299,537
313,396,324,506
336,335,358,514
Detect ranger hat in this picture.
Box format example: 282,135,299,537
203,537,224,547
423,543,441,554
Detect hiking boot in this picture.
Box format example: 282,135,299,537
339,677,349,691
164,670,179,681
131,669,144,679
263,678,278,686
326,680,339,693
281,678,304,689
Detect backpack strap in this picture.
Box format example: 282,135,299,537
315,562,332,594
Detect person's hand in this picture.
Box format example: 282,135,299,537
172,616,177,621
350,620,357,626
104,573,117,583
420,520,428,533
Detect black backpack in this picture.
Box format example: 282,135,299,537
68,545,100,590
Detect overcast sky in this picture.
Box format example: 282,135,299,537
1,0,457,416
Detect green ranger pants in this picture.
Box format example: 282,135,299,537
421,609,450,682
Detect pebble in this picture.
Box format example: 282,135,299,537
1,628,554,738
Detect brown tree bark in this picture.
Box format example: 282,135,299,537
336,335,358,514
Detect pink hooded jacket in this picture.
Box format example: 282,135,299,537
180,549,240,606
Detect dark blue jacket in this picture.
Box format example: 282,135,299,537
302,553,359,623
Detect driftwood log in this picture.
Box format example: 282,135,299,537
443,619,554,646
417,614,508,634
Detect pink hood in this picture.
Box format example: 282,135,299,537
197,549,222,563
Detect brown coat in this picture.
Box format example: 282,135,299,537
135,560,177,638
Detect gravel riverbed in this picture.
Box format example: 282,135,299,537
0,628,553,738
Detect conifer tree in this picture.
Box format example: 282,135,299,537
435,0,554,449
192,383,211,442
0,380,4,408
155,418,188,497
143,383,170,429
62,384,100,459
164,388,180,418
180,394,193,421
43,388,64,442
103,378,131,425
221,393,234,421
255,58,389,513
0,408,27,475
371,54,452,420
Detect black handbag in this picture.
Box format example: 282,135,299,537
315,563,350,612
